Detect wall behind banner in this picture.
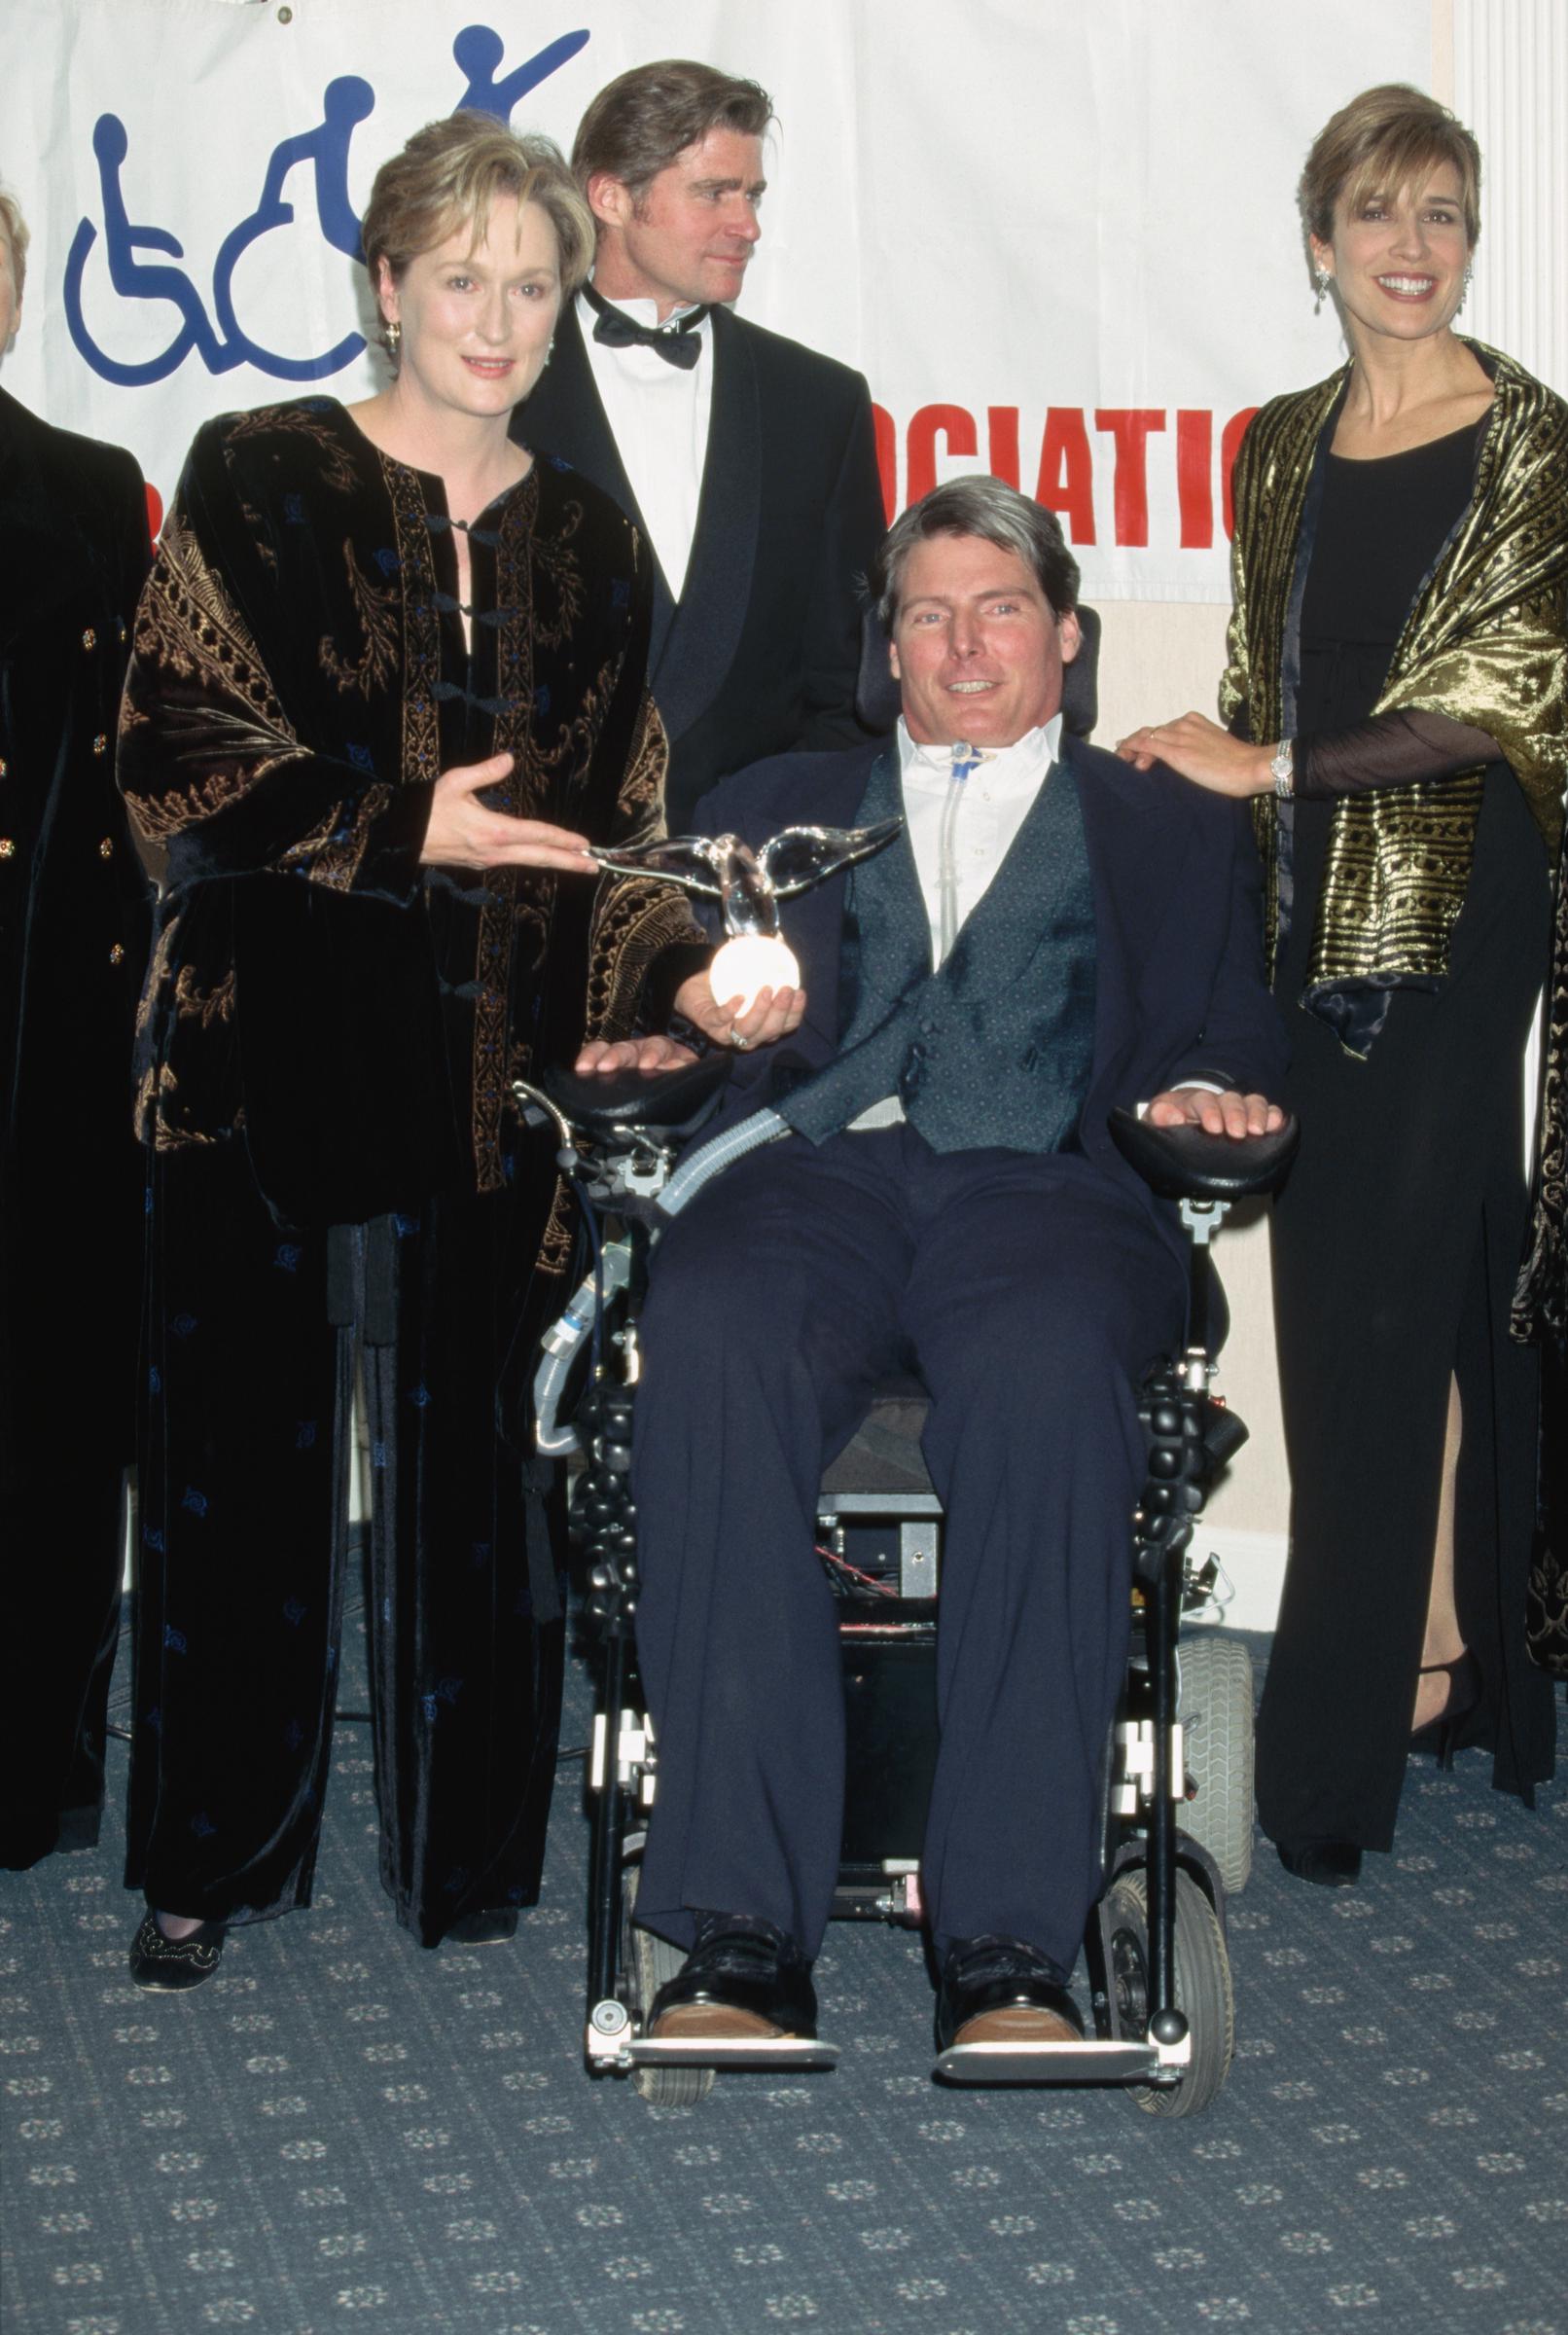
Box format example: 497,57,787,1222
7,0,1559,1626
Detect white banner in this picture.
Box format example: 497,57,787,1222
2,0,1432,601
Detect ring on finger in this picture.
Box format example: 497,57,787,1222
729,1025,751,1050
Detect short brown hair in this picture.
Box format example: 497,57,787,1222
360,112,595,334
1299,84,1481,251
572,59,772,205
872,477,1080,630
0,185,28,306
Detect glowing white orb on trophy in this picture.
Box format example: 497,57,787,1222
707,932,802,1017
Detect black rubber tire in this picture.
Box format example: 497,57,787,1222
1105,1866,1234,2118
621,1864,715,2107
1176,1634,1255,1894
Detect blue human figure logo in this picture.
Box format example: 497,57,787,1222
64,114,237,385
452,22,590,119
211,75,376,380
64,23,591,386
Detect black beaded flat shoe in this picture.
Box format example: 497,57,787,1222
1275,1838,1363,1888
935,1935,1085,2052
649,1915,817,2041
127,1911,227,1993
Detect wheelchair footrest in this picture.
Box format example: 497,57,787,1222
934,2037,1161,2087
624,2035,840,2073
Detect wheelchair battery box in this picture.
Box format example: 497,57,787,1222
837,1601,939,1890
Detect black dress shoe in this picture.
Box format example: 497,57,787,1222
1275,1838,1363,1887
648,1915,817,2040
445,1909,519,1946
936,1935,1085,2051
127,1911,227,1993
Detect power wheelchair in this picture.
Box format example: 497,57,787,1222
517,1056,1296,2116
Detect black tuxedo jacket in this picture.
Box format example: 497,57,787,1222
684,734,1289,1253
1,388,153,1473
513,302,886,831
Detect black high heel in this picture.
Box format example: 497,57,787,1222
1409,1648,1480,1772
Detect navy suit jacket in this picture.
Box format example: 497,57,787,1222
513,304,886,832
684,733,1288,1250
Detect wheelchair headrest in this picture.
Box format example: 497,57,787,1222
854,600,1102,741
1108,1106,1300,1203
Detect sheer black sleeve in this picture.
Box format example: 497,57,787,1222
1294,707,1501,797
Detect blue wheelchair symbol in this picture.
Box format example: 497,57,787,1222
64,21,590,386
210,75,376,382
453,22,590,119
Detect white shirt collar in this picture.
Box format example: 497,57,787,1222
582,284,710,339
896,714,1064,784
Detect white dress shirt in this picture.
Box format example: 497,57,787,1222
898,715,1063,969
578,288,713,599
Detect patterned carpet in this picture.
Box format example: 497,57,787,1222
2,1614,1563,2335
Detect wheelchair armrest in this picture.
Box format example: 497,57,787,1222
1107,1104,1300,1202
540,1051,733,1141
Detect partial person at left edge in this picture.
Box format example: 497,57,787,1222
111,114,698,1991
0,185,155,1871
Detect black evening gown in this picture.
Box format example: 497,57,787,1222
1256,422,1556,1850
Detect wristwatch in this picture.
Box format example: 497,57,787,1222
1268,739,1295,799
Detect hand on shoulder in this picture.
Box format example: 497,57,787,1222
1116,712,1274,797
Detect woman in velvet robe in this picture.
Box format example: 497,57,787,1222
117,117,694,1986
0,190,153,1869
1122,87,1565,1882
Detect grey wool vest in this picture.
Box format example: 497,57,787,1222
780,744,1098,1155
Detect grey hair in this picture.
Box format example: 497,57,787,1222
870,476,1080,630
0,184,28,306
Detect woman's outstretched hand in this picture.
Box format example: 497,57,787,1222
419,753,598,873
1116,712,1275,797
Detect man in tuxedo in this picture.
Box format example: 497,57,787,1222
582,479,1286,2050
513,59,886,834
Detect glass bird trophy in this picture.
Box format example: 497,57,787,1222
588,820,903,1013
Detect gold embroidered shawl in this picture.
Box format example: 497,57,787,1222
1222,343,1568,1005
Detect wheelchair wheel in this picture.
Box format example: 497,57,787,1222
620,1864,715,2107
1105,1867,1234,2118
1176,1634,1255,1895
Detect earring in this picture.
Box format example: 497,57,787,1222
1313,268,1333,316
1458,261,1474,311
384,319,402,357
547,335,555,358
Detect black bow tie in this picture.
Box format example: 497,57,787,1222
583,281,710,370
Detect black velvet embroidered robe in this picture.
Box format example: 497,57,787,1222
0,389,153,1868
116,399,692,1941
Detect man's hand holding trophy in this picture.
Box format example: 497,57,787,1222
575,820,900,1075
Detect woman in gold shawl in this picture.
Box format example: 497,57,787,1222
1121,86,1566,1884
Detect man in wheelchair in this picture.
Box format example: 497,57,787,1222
580,477,1287,2055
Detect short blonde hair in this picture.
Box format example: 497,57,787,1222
0,185,29,305
1300,84,1481,252
360,113,593,341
